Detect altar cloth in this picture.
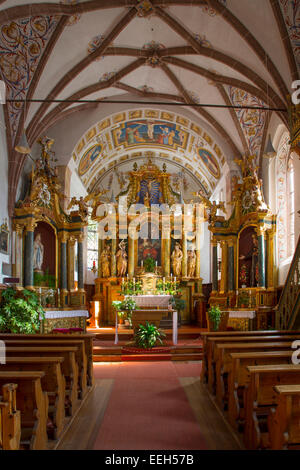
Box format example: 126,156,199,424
129,295,172,308
227,310,256,319
41,310,89,319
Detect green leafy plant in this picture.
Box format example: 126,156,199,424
207,305,222,331
112,297,137,327
144,256,156,273
156,279,179,295
238,290,250,308
0,287,45,334
172,297,186,314
120,280,142,295
34,268,57,288
134,321,166,349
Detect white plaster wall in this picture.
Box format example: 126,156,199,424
200,221,210,284
0,105,9,282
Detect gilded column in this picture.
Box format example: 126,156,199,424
195,231,201,279
267,230,276,289
182,231,188,278
227,239,235,292
98,238,103,277
24,220,36,289
257,227,266,288
14,224,23,285
212,240,218,293
163,231,171,277
111,237,116,277
67,236,76,291
220,240,228,294
59,231,68,306
77,232,84,290
128,233,135,278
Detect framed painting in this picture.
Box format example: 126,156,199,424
0,225,9,255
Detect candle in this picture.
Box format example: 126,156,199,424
141,260,143,267
174,277,176,283
127,273,129,279
122,278,124,284
93,260,96,267
155,261,158,267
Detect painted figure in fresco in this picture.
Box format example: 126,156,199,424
100,243,111,278
147,121,154,140
158,126,170,145
116,240,127,277
139,239,160,262
126,125,143,144
187,250,196,278
33,233,44,271
171,242,183,277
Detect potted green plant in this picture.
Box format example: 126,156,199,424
134,322,166,349
120,297,136,328
0,287,45,334
112,300,125,324
206,305,228,332
144,256,156,273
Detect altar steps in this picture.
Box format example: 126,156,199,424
92,345,202,362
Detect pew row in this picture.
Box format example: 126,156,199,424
0,333,95,387
0,372,48,450
0,357,65,440
5,347,79,415
227,350,294,429
268,385,300,450
244,364,300,449
0,383,21,450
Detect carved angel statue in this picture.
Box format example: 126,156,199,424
193,191,226,223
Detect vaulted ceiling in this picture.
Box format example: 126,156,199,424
0,0,298,213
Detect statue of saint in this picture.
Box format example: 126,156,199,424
33,233,44,271
100,244,111,278
187,250,196,278
171,242,183,277
239,233,259,287
116,240,127,277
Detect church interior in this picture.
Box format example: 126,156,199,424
0,0,300,453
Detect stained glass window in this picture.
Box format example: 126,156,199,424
87,218,98,269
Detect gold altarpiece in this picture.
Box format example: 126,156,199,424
91,160,206,327
12,137,88,331
207,155,277,330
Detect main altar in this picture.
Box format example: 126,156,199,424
92,160,206,327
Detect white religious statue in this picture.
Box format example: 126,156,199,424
33,233,44,271
171,242,183,277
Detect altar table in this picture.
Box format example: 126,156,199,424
115,295,178,345
226,310,256,331
40,310,89,333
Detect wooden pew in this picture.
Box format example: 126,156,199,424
200,330,300,385
268,385,300,450
5,347,79,415
3,339,87,399
227,350,293,429
206,335,300,393
0,372,48,450
0,333,95,387
244,364,300,449
0,383,21,450
215,341,296,408
0,357,65,440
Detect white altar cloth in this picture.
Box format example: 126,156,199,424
130,295,172,308
41,310,89,319
226,310,256,319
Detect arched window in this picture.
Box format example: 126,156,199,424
87,218,98,269
276,132,290,263
287,158,295,257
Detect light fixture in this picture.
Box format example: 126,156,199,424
15,131,31,154
263,134,276,158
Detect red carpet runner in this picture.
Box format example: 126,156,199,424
93,362,208,450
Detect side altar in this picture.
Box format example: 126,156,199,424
12,137,89,332
91,160,206,327
205,154,277,330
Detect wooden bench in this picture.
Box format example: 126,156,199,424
206,335,300,393
200,330,300,384
5,347,79,415
227,350,294,429
0,383,21,450
244,364,300,449
0,372,48,450
0,357,65,440
268,385,300,450
3,339,87,399
0,333,95,387
215,341,296,408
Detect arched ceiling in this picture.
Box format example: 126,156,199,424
0,0,298,213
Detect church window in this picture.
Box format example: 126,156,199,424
87,218,98,269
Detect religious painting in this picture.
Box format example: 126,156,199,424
197,148,220,179
137,177,163,205
238,226,258,288
0,226,9,255
78,144,103,176
112,120,188,151
138,238,161,266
